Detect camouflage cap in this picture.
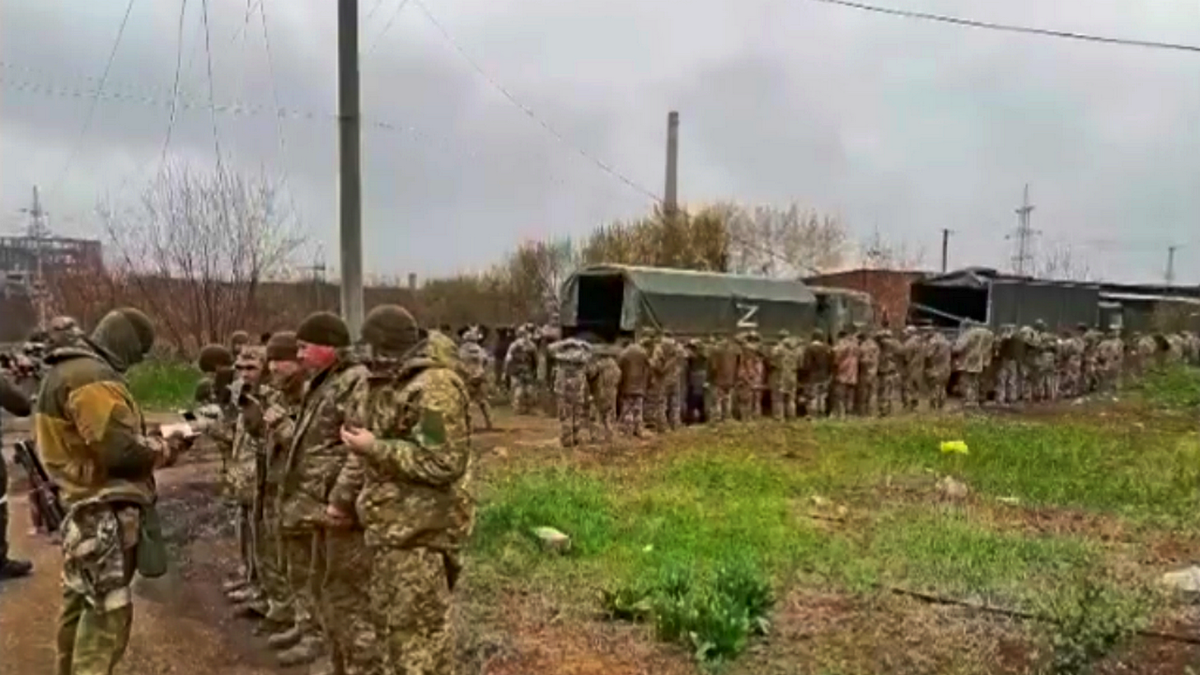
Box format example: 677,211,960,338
229,330,250,349
296,311,350,348
198,344,235,372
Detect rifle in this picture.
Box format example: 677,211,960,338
12,439,66,534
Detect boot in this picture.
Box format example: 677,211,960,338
0,559,33,580
264,599,294,624
227,585,261,603
276,634,322,666
267,624,303,650
232,598,269,619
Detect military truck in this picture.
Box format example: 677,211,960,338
559,264,872,341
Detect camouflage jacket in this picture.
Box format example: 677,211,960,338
736,342,764,389
925,333,952,378
900,335,924,382
876,335,902,376
346,341,475,552
550,338,593,386
277,357,370,531
587,354,621,405
458,341,492,384
857,338,880,380
768,341,799,390
833,337,859,385
34,344,167,507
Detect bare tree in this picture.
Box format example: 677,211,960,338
98,161,304,351
1033,244,1092,281
859,230,927,270
501,238,577,324
725,202,848,277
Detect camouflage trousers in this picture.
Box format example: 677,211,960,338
556,378,588,447
234,502,258,588
663,382,683,430
257,503,292,621
901,376,923,411
57,502,140,675
319,528,381,675
856,377,877,416
877,373,900,417
771,387,797,420
467,379,493,430
620,394,645,437
1063,364,1082,398
831,382,854,418
927,374,949,409
281,530,322,638
960,372,982,407
645,384,666,432
995,360,1020,405
0,458,7,563
510,374,536,414
735,384,759,420
807,382,829,417
1082,361,1098,393
369,547,455,675
589,395,617,444
711,386,734,421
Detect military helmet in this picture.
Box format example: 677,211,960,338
198,343,235,373
296,311,350,348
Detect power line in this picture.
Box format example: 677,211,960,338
47,0,139,201
199,0,224,166
157,0,191,177
804,0,1200,53
259,0,303,229
410,0,661,203
366,0,411,56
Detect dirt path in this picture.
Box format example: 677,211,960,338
0,454,277,675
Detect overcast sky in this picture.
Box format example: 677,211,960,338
2,0,1198,284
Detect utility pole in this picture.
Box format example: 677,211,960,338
1165,245,1178,285
940,228,953,273
663,110,679,217
20,185,49,328
337,0,364,340
1011,184,1038,276
300,249,327,310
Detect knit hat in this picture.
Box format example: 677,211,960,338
198,344,235,373
296,312,350,348
266,331,299,361
362,305,419,356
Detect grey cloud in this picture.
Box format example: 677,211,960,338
1,0,1197,284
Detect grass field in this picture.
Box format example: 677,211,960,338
467,368,1200,674
126,359,201,410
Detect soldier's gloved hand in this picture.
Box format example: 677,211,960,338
340,425,375,455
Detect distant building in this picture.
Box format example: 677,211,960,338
803,268,929,329
0,234,103,342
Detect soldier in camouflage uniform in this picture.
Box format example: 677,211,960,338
337,306,474,675
1082,325,1103,393
875,328,901,417
994,325,1020,406
660,330,686,430
549,335,594,447
1030,320,1055,402
458,327,494,431
0,371,33,581
805,330,832,417
47,315,84,350
617,337,649,437
899,326,924,411
504,327,538,415
1061,326,1085,398
1097,329,1124,392
642,330,667,431
736,332,765,420
251,332,305,643
954,321,994,408
831,330,859,418
1017,324,1039,402
684,339,709,424
226,346,269,617
855,328,880,417
274,312,369,671
35,309,184,675
925,327,952,410
586,344,621,442
769,330,800,420
709,332,738,422
230,330,251,358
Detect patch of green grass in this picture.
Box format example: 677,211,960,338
470,403,1197,667
1140,365,1200,410
126,359,201,410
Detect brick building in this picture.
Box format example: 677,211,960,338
804,268,930,328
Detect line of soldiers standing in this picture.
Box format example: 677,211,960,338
495,322,1200,446
196,307,474,675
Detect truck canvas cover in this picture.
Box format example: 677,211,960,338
560,264,817,338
